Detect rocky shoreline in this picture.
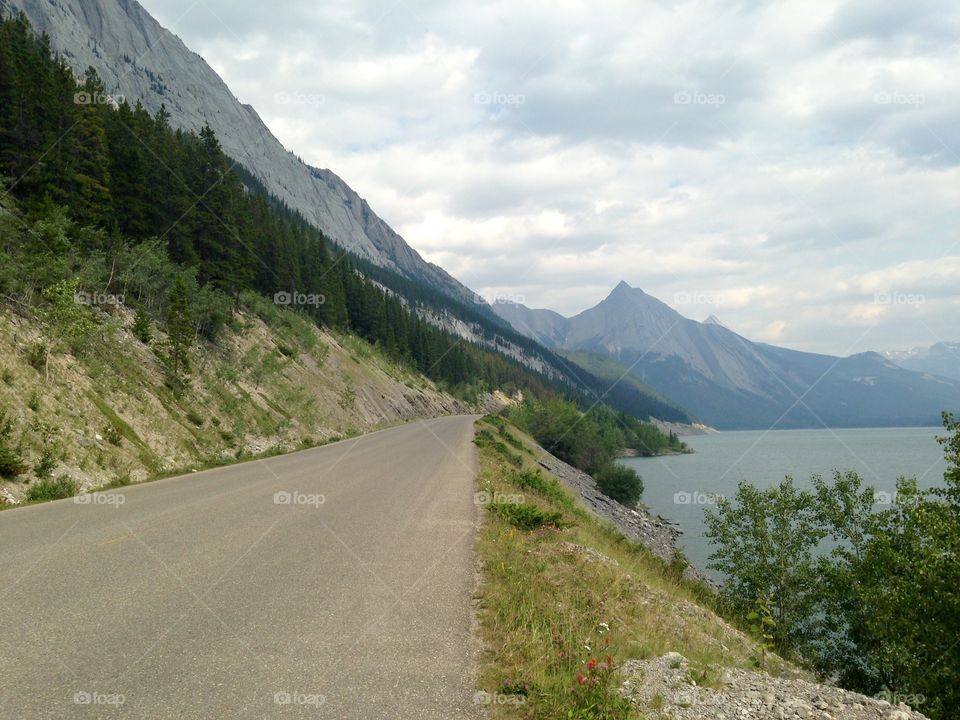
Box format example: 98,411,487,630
531,445,711,585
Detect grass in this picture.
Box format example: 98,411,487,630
472,415,762,719
25,475,77,501
86,391,146,448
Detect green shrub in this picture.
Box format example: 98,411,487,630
26,475,77,501
0,445,27,478
25,341,48,372
474,428,523,467
185,409,204,427
510,468,575,509
132,306,152,344
27,389,41,412
594,463,644,506
33,444,57,479
490,500,565,531
0,368,13,385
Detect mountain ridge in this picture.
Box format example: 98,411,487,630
1,0,477,304
493,282,960,429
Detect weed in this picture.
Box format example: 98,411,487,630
490,500,566,531
25,474,77,501
25,341,47,373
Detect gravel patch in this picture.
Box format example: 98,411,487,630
621,653,930,720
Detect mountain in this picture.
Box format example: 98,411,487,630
883,342,960,381
490,301,570,347
494,282,960,429
0,0,475,304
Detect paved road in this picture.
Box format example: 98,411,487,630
0,416,483,719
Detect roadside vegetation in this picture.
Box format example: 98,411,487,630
508,396,686,506
473,415,766,719
704,412,960,719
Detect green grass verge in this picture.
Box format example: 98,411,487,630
473,415,765,719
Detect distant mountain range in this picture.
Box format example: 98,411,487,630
494,282,960,430
882,342,960,382
1,0,476,304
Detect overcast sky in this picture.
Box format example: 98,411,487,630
140,0,959,356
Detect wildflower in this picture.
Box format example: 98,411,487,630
576,672,588,685
587,658,598,670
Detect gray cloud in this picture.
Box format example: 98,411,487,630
141,0,960,355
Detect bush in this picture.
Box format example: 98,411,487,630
490,500,566,530
510,468,575,509
132,306,152,344
26,475,77,501
0,445,27,478
474,428,523,467
594,463,644,506
25,341,48,372
33,445,57,479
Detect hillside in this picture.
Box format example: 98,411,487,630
554,349,693,424
0,0,477,304
0,297,472,505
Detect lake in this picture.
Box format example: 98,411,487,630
620,426,950,575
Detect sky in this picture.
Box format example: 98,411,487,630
140,0,960,356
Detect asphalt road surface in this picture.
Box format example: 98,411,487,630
0,415,484,719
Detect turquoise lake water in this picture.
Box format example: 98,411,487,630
620,426,949,574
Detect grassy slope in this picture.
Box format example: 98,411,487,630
473,415,782,718
0,301,463,503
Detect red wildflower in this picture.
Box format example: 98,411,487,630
586,658,598,670
576,672,588,685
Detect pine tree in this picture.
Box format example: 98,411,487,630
165,274,192,387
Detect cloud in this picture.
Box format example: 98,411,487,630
140,0,960,355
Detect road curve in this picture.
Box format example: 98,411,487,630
0,415,483,719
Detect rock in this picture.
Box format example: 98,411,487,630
663,652,687,667
621,654,932,720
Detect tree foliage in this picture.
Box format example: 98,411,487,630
705,415,960,719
